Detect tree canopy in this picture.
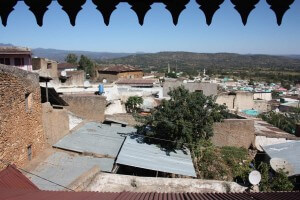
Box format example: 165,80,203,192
137,86,228,149
78,55,95,78
125,96,143,113
65,53,78,64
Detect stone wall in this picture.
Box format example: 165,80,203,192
62,95,107,121
253,100,271,112
0,64,46,170
42,102,70,145
97,71,144,83
212,119,255,149
216,92,256,111
59,70,85,86
163,81,218,97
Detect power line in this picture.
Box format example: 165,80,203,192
0,159,75,191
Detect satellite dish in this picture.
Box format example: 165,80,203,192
83,81,90,88
61,71,67,77
183,80,188,84
249,170,261,185
103,79,107,83
270,158,294,176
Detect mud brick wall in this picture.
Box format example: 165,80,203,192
0,64,46,170
212,119,255,149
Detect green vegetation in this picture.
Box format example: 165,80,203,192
65,53,78,64
259,111,300,135
271,90,280,99
258,162,294,192
193,140,251,182
137,86,228,150
78,55,96,78
125,96,143,113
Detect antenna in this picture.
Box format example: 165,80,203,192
248,170,261,185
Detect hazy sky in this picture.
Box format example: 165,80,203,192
0,0,299,54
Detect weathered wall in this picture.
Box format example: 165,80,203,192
216,92,255,111
0,64,45,170
253,93,272,101
42,103,70,145
97,71,144,83
32,58,58,78
163,81,218,97
59,70,85,86
253,100,271,112
62,95,107,121
216,94,235,109
212,119,255,149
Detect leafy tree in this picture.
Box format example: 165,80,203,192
65,53,78,64
271,90,280,99
258,162,294,192
78,55,95,78
166,72,177,78
125,96,143,113
259,111,299,135
137,86,228,150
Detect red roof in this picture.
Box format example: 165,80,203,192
0,165,39,190
0,190,300,200
99,65,142,73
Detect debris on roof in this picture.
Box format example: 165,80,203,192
116,136,197,177
0,165,39,190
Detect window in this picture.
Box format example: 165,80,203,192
25,93,33,112
47,63,52,69
14,58,24,66
27,145,32,161
0,58,10,65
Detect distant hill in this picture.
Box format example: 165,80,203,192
31,48,135,62
0,43,135,62
99,52,300,71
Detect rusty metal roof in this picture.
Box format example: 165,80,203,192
0,165,39,190
0,189,300,200
98,65,142,73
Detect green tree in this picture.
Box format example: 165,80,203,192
137,86,228,150
271,90,280,99
125,96,143,113
65,53,78,64
78,55,95,78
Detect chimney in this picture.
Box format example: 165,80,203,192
296,123,300,137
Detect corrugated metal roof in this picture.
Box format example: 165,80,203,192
26,152,115,191
116,136,197,177
53,122,136,158
0,165,39,190
1,189,300,200
263,141,300,176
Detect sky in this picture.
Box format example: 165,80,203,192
0,0,299,54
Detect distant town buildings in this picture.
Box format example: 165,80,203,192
0,46,32,71
97,65,143,83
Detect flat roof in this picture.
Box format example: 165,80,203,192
53,122,136,158
116,136,197,177
25,151,114,191
263,141,300,176
0,46,31,54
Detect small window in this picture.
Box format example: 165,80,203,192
0,58,10,65
27,145,32,161
47,63,52,69
25,93,33,112
195,90,203,94
14,58,24,66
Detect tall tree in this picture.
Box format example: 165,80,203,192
65,53,78,64
78,55,95,78
137,86,228,150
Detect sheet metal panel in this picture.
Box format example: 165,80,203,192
262,141,300,176
53,122,136,158
116,136,197,177
26,152,114,191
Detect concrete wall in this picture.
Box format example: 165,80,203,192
253,93,272,101
0,64,45,170
32,58,58,78
163,81,218,97
216,94,235,109
212,119,255,149
42,103,70,145
216,92,256,111
62,95,107,121
59,70,85,86
0,54,32,71
253,100,271,112
97,71,144,83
